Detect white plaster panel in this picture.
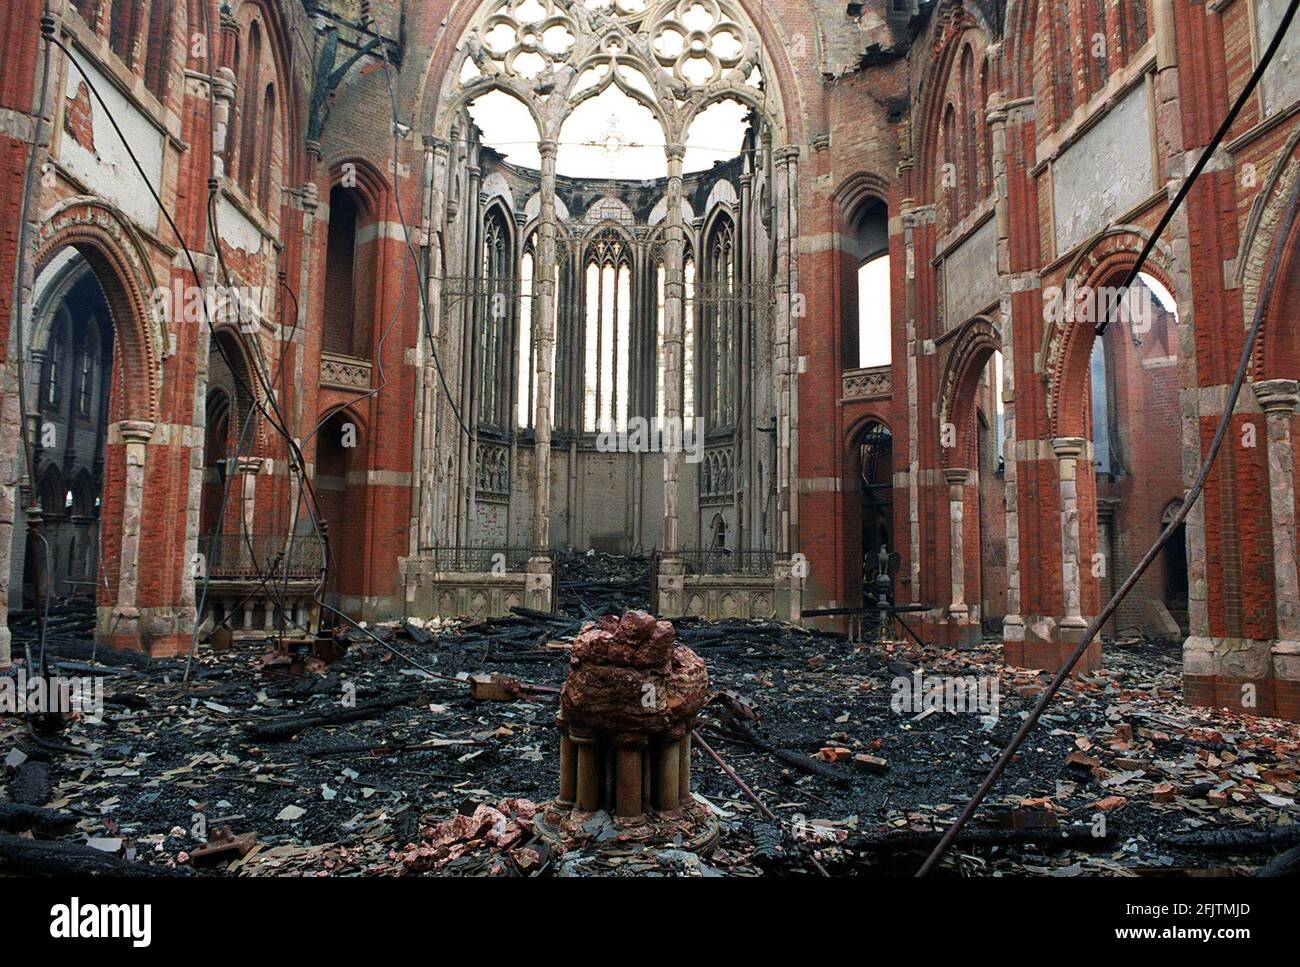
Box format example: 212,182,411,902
1257,1,1300,117
943,215,998,328
1052,84,1153,254
217,196,266,256
60,52,163,229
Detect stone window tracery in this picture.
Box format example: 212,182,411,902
582,228,634,433
478,205,513,430
702,213,736,431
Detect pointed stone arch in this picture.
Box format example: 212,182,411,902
939,316,1002,470
33,198,166,425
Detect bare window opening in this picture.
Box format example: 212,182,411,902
324,184,361,357
850,199,890,369
710,513,727,549
1161,501,1188,623
478,206,512,429
986,350,1006,470
257,84,277,210
143,0,174,97
703,214,737,430
518,248,534,429
42,320,67,411
582,231,633,433
558,84,667,180
1089,336,1115,475
858,422,894,603
109,0,139,68
237,21,263,193
683,99,751,174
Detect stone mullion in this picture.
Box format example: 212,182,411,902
661,144,686,563
525,140,558,608
457,163,481,547
738,170,753,552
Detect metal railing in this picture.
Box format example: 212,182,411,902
199,533,325,581
679,548,774,577
427,545,543,573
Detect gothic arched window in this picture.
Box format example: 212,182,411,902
42,316,69,412
516,235,559,429
703,214,736,431
478,205,512,429
257,83,277,210
74,324,98,417
237,21,263,193
582,229,633,433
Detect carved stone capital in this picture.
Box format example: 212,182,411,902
1253,379,1300,416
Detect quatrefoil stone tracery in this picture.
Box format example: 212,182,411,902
481,0,578,78
651,0,747,86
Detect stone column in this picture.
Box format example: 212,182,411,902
211,68,236,178
658,143,687,613
236,456,263,537
107,420,156,642
1052,437,1088,632
456,161,482,547
738,171,754,549
1152,0,1178,70
417,137,450,553
987,89,1023,646
0,381,21,668
1255,380,1300,718
772,144,801,621
944,468,972,622
773,145,799,558
527,140,558,609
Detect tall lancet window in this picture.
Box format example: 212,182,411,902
704,214,736,430
582,229,633,433
478,205,511,429
516,237,558,428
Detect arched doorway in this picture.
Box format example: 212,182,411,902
856,421,893,604
315,409,366,611
1051,261,1184,637
975,348,1007,627
13,250,114,612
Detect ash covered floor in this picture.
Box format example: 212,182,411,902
2,598,1298,877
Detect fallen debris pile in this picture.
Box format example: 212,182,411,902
554,550,650,616
1,601,1297,877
